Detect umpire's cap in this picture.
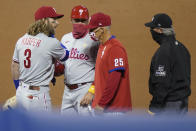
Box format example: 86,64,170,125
145,13,172,28
35,6,64,21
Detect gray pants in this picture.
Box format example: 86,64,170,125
16,82,51,112
61,82,92,116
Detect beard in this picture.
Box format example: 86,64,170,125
47,22,55,37
44,18,55,37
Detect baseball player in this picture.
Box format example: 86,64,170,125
87,12,132,116
11,6,69,112
60,5,99,116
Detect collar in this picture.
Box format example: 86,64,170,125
161,35,176,44
109,35,116,40
50,34,55,38
102,35,116,47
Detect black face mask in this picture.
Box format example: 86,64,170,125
150,29,163,44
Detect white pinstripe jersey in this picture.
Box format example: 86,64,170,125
61,32,99,84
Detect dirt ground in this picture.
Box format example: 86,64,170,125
0,0,196,112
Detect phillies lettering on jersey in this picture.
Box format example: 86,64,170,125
61,32,99,84
69,48,89,60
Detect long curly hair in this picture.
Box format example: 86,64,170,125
27,18,54,36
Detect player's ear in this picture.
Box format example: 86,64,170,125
152,28,163,34
99,27,105,34
71,19,74,24
159,28,163,33
43,18,49,25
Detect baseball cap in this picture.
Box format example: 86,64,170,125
71,5,89,20
34,6,64,21
145,13,172,28
88,12,111,29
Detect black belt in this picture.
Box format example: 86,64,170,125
66,83,87,90
29,86,40,91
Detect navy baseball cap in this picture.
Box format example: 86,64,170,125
145,13,172,28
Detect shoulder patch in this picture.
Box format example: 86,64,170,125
155,65,166,77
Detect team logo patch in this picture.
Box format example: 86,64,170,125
155,65,166,77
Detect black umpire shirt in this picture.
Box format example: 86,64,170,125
149,35,191,113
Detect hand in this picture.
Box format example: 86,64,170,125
3,95,17,111
51,77,56,86
94,105,104,115
80,92,94,107
54,60,65,77
147,109,156,116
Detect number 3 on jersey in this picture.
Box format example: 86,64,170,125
24,49,31,68
115,58,123,67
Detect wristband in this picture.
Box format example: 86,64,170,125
88,85,95,94
13,80,19,90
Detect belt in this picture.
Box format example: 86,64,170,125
29,86,40,91
66,83,87,90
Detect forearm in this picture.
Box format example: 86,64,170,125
11,61,20,80
149,81,170,113
11,61,20,89
98,71,121,107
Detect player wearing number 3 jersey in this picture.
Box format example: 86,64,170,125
11,6,69,112
87,13,132,116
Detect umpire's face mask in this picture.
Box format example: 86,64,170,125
150,28,163,44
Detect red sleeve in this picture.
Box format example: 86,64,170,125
98,71,121,107
108,46,127,73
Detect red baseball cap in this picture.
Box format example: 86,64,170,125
71,5,89,20
88,12,111,29
34,6,64,21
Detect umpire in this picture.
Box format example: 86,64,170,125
145,13,191,115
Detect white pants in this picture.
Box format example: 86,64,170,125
16,82,51,112
61,82,92,116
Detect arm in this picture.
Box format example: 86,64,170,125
98,71,121,108
94,71,122,114
149,48,171,113
50,40,69,62
59,43,69,62
80,83,95,106
11,61,20,89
